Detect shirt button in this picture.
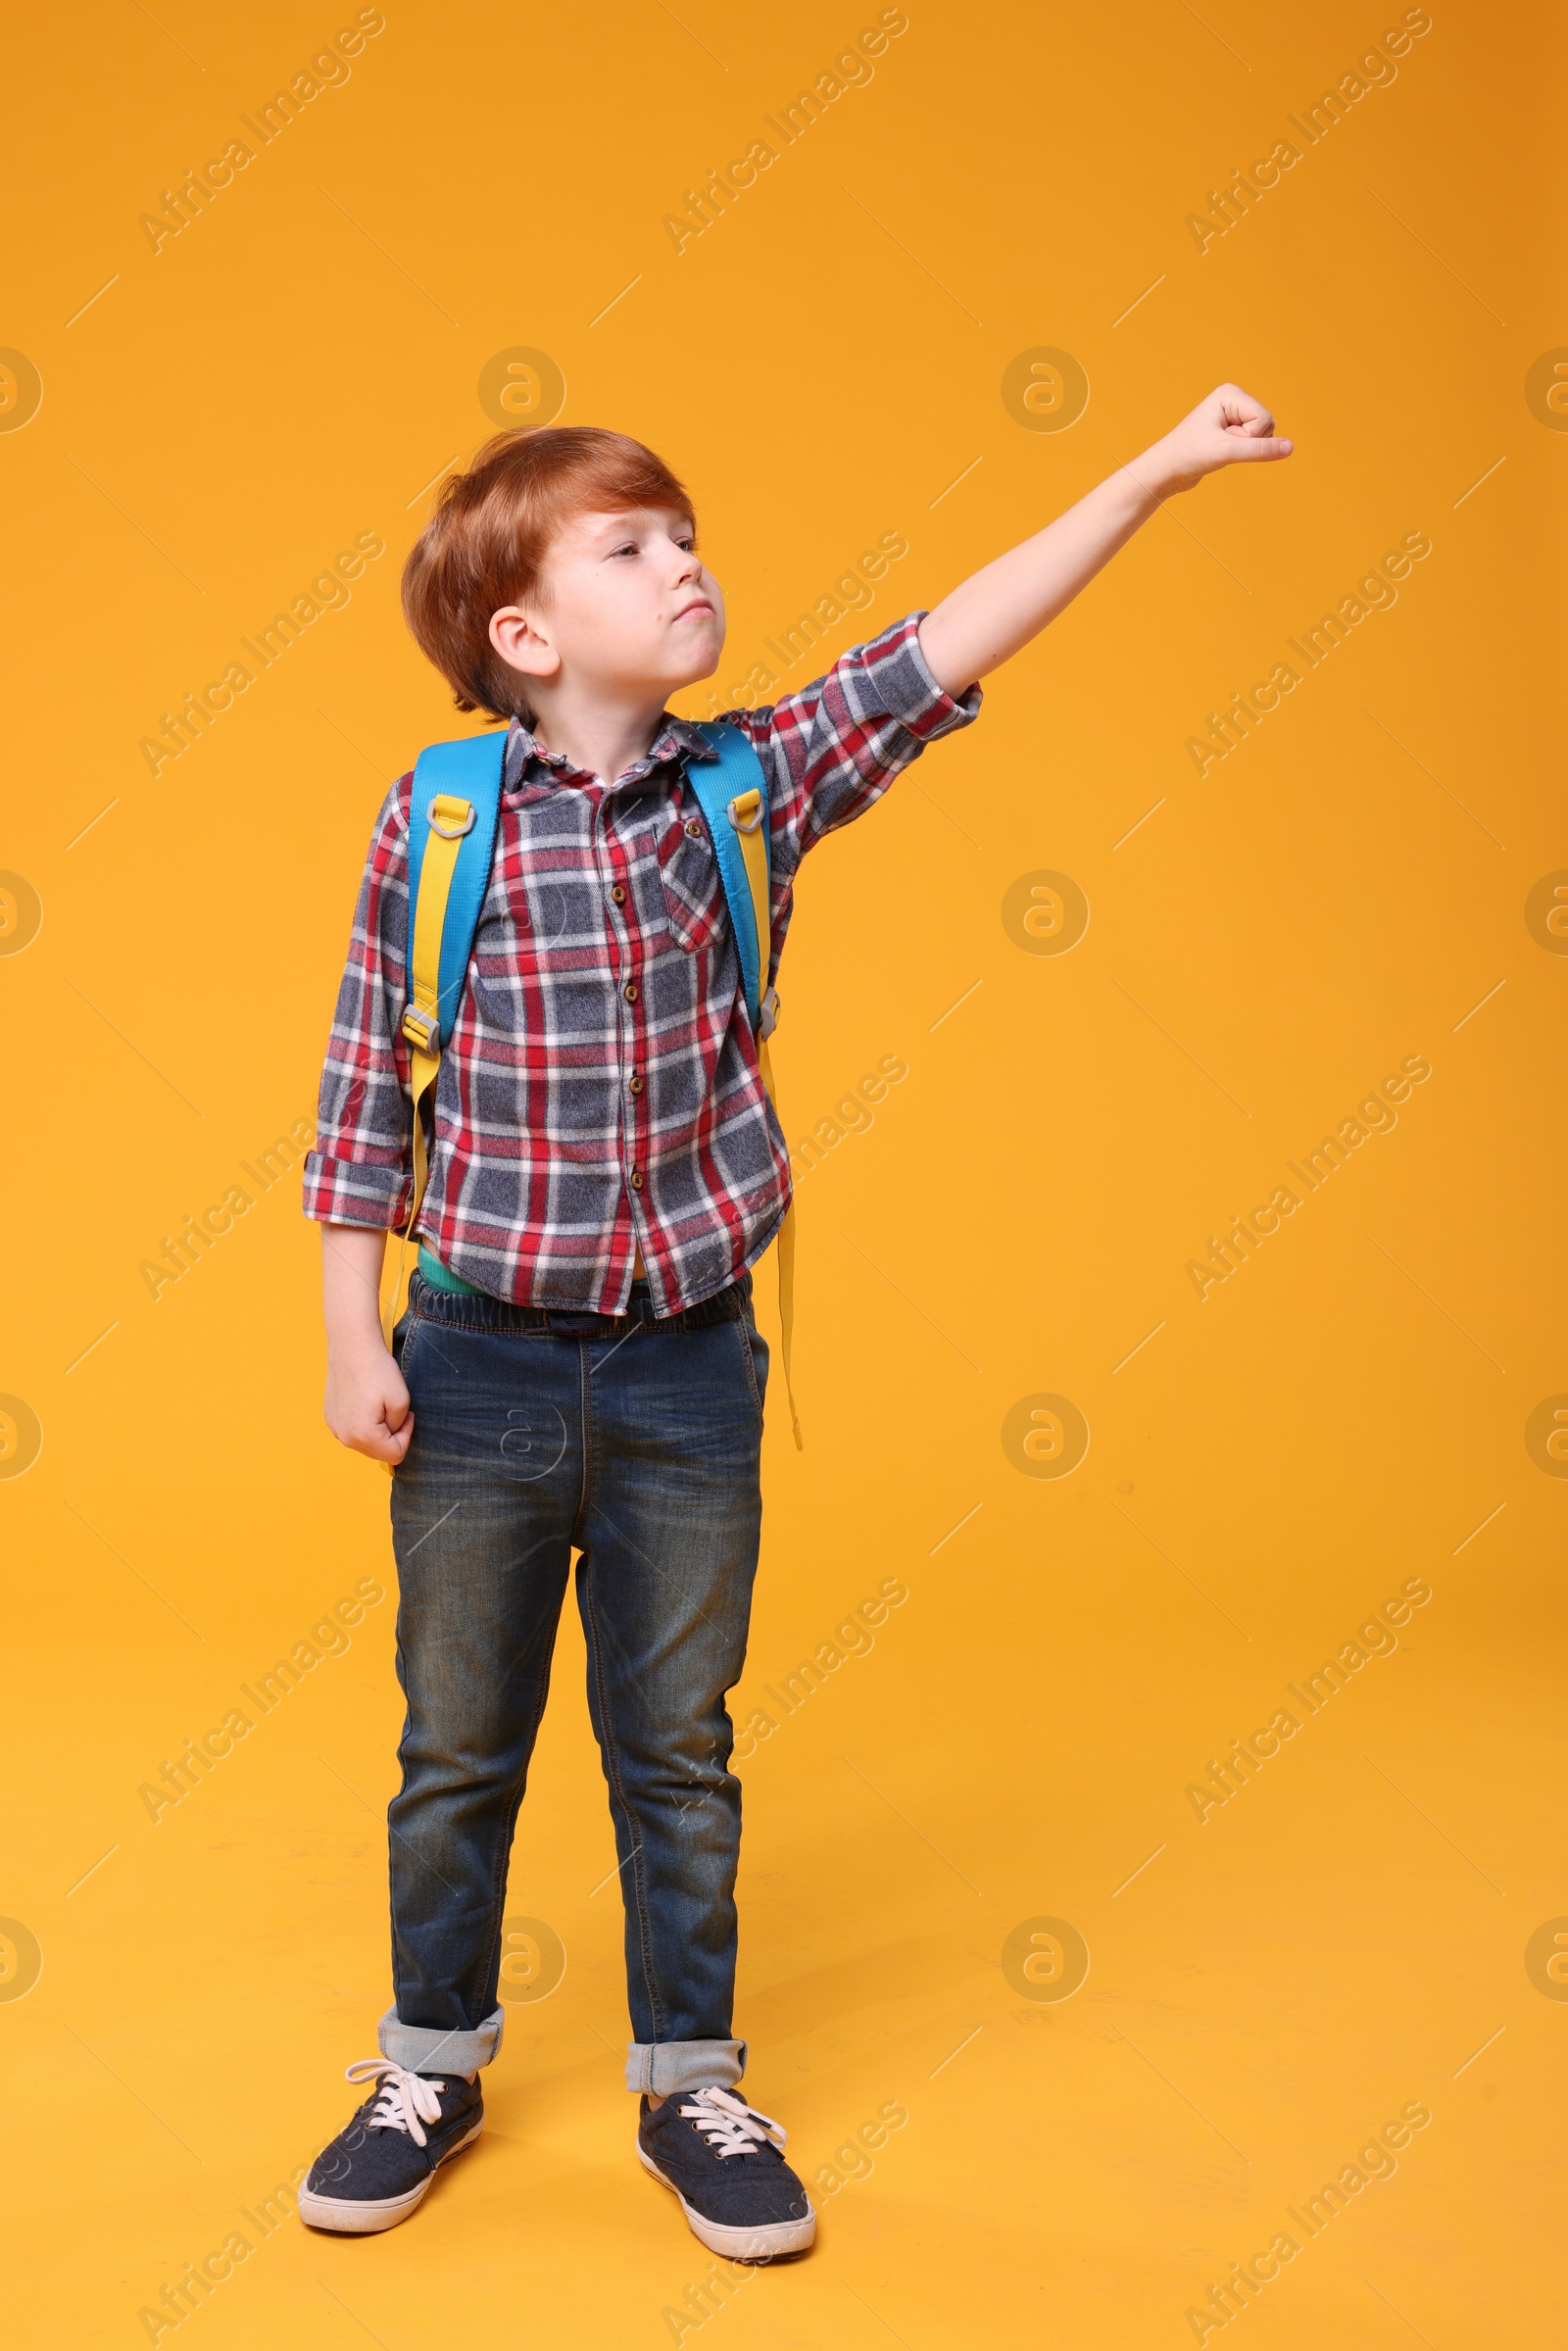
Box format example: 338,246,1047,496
611,884,626,905
623,981,639,1003
686,819,703,839
628,1073,644,1096
629,1168,645,1191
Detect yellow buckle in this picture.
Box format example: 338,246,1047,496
728,791,763,834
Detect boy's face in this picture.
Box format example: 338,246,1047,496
490,504,726,707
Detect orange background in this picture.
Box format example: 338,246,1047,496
2,1,1564,2343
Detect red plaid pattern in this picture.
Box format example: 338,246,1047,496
302,612,980,1312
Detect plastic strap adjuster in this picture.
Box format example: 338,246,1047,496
428,797,475,839
402,1001,440,1053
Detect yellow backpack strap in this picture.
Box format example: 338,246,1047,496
727,782,802,1450
381,792,474,1347
378,733,507,1349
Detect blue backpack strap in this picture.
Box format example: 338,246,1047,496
405,731,508,1047
686,720,770,1027
687,719,801,1447
381,730,507,1345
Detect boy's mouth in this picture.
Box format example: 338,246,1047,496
673,597,714,621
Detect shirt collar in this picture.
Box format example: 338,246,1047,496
504,712,718,791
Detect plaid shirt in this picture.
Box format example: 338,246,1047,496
302,612,980,1313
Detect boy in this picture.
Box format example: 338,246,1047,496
298,386,1290,2253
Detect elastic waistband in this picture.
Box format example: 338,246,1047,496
407,1265,751,1337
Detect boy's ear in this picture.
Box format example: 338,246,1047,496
489,603,560,682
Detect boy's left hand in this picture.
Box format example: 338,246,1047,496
1140,383,1294,498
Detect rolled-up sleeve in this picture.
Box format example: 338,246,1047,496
301,778,417,1230
723,612,982,904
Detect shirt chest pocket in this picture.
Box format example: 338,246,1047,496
657,812,724,955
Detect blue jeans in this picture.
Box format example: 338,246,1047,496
378,1267,767,2096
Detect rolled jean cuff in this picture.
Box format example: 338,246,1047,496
378,2003,505,2075
625,2037,747,2095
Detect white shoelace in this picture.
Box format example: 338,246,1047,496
343,2059,449,2148
674,2085,787,2158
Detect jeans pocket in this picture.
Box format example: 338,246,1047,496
737,1307,769,1423
392,1307,420,1386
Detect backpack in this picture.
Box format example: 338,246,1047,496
382,721,801,1445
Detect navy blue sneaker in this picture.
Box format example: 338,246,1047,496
298,2059,483,2233
637,2086,815,2258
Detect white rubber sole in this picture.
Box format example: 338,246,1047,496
637,2139,816,2259
298,2120,483,2233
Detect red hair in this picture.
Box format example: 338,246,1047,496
402,425,693,720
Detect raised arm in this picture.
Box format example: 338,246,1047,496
918,384,1292,696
